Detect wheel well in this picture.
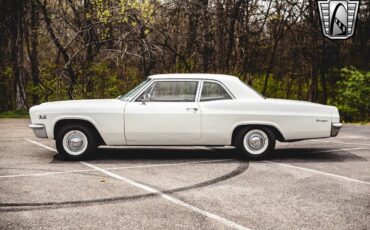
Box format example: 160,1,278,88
231,125,285,146
54,119,106,145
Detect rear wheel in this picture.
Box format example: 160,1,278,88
235,127,276,159
56,124,97,160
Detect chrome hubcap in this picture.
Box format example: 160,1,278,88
248,134,264,150
68,136,84,151
243,129,269,155
63,130,88,155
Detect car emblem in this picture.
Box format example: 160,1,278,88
318,0,359,39
39,115,47,119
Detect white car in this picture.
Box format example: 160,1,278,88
29,74,342,160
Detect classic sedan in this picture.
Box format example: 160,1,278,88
29,74,342,160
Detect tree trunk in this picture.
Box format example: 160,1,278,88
308,0,319,102
215,0,225,72
224,0,242,72
262,39,279,96
38,0,76,99
320,39,328,104
29,0,40,105
185,0,198,65
83,0,94,97
10,0,27,110
200,0,211,72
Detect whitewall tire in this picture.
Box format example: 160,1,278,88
236,127,276,159
56,124,97,160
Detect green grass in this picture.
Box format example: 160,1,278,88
0,111,29,118
344,122,370,126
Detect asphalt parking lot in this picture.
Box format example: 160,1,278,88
0,119,369,230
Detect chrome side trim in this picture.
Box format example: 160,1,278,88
29,124,45,129
331,122,342,137
332,123,343,128
29,124,48,138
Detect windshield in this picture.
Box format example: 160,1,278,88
117,79,151,101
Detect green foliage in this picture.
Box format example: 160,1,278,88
86,62,122,98
0,110,29,118
0,66,13,111
1,0,369,124
38,63,64,101
333,67,370,122
251,74,309,100
93,0,155,29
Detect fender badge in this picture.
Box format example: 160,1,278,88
316,119,329,123
39,115,47,120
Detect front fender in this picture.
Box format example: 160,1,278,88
50,116,102,140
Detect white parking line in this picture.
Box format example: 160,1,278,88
307,147,369,153
264,161,370,186
26,139,58,152
0,158,231,179
186,146,370,186
81,161,250,230
24,139,250,230
10,139,230,179
0,169,90,178
309,139,370,147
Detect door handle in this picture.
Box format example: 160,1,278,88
186,108,198,112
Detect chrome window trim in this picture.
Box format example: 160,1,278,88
133,79,201,103
196,80,203,103
199,80,235,102
130,78,234,103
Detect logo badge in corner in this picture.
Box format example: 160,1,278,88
39,115,47,120
318,0,359,40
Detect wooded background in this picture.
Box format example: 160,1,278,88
0,0,369,121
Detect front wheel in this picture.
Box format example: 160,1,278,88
56,124,97,160
235,127,276,159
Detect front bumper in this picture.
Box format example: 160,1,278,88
331,122,342,137
29,124,48,138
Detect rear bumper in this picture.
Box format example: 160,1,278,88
331,122,342,137
29,124,48,138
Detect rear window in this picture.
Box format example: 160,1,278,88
200,82,232,102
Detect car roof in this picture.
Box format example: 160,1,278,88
147,73,264,100
148,73,238,81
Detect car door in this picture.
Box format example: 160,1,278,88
198,80,235,145
124,80,201,145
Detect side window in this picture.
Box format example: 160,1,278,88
138,81,199,102
200,81,232,102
